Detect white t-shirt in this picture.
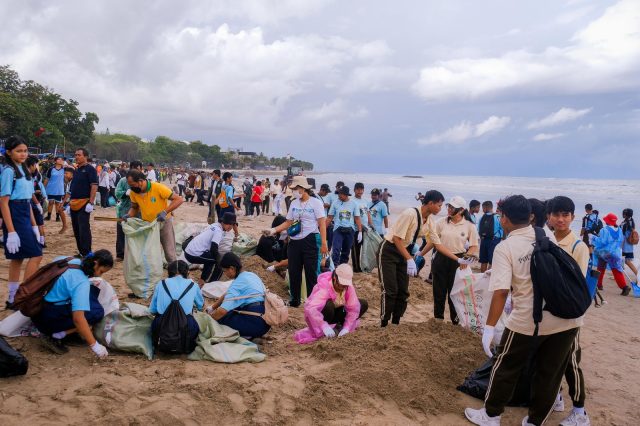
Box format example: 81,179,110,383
218,230,234,256
176,173,186,186
286,197,326,240
271,184,282,196
147,169,157,182
185,223,224,256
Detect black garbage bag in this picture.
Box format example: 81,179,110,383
0,336,28,378
457,356,532,407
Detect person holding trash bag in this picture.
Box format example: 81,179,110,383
294,264,368,344
125,169,184,263
32,250,114,358
184,212,237,283
206,253,271,339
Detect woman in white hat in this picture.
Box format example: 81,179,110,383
427,196,479,324
264,176,328,307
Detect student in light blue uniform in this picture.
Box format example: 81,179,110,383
327,186,362,266
369,188,389,236
32,250,114,357
44,155,67,221
1,136,43,309
207,253,270,339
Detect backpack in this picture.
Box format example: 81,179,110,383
152,280,196,354
478,214,495,239
12,257,81,318
530,227,591,332
218,186,231,208
229,289,289,326
628,229,639,246
585,213,603,235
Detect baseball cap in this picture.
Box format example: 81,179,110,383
320,183,330,191
335,264,353,286
371,188,381,195
447,196,466,210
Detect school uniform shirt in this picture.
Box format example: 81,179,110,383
99,171,110,188
329,199,359,231
556,231,589,275
353,197,371,230
488,225,583,336
219,183,235,207
286,197,326,240
70,164,99,199
435,217,480,254
0,167,34,200
622,221,635,254
218,230,234,257
185,223,224,257
44,258,91,311
128,182,173,222
149,276,204,316
45,166,66,196
368,200,389,235
147,169,157,182
384,208,441,247
108,171,117,188
220,271,265,311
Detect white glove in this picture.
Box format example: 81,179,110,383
504,295,512,315
357,232,363,244
39,235,45,246
322,324,336,338
407,258,418,277
36,204,43,215
90,341,109,358
458,256,475,265
338,328,349,337
482,325,495,358
64,205,70,215
32,226,41,241
125,189,131,196
85,203,94,213
263,228,277,237
6,232,20,254
266,265,276,272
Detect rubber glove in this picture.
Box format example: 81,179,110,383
90,341,109,358
322,324,336,338
6,232,20,254
39,235,45,246
338,328,349,337
266,265,276,272
156,210,167,222
357,232,363,244
482,325,495,358
36,204,43,215
504,295,513,315
85,202,94,213
125,189,131,196
121,214,130,222
263,228,277,237
458,256,475,265
32,226,41,241
407,258,418,277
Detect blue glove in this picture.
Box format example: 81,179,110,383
157,210,167,222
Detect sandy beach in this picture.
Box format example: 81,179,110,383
1,201,639,425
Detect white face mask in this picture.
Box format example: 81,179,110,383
293,189,303,199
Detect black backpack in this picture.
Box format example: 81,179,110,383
530,227,591,332
152,280,196,354
479,214,495,239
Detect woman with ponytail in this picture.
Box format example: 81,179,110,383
32,250,114,357
1,136,43,309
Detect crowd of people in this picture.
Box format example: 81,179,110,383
1,134,638,425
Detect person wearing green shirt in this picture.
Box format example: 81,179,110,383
114,161,141,260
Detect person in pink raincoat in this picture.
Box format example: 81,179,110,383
294,264,368,344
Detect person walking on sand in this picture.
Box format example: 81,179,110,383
327,186,362,267
593,213,630,296
69,148,98,256
621,208,638,278
381,188,392,211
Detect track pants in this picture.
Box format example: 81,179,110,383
485,327,579,425
596,260,627,289
351,231,363,272
287,233,321,307
564,328,586,408
431,252,462,324
332,228,354,266
377,240,409,324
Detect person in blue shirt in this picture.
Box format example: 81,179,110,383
44,155,67,225
369,188,389,236
1,136,43,309
32,250,114,358
26,155,47,247
149,260,204,352
327,186,362,266
477,200,504,272
207,253,270,339
469,199,481,225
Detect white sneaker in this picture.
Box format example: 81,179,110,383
464,407,501,425
554,395,565,412
560,411,591,426
522,416,536,426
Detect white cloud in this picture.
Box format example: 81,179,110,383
413,0,640,101
419,115,510,145
527,107,592,129
532,132,565,141
300,99,368,129
341,66,415,93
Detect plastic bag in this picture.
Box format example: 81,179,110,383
0,336,28,378
108,195,117,207
121,218,164,298
201,280,232,299
360,230,383,272
90,277,120,316
94,303,155,359
232,233,258,256
174,222,210,257
457,357,530,407
0,312,32,338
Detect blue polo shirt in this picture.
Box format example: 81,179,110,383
70,164,98,199
44,258,91,311
46,166,66,196
329,199,359,231
369,200,389,235
220,271,265,312
149,276,204,316
0,167,34,200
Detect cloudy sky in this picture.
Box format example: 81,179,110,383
2,0,639,178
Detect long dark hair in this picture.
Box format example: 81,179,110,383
4,136,32,181
622,208,635,234
447,207,473,223
81,250,114,277
168,260,189,278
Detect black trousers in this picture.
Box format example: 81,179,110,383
285,196,292,212
431,252,462,324
178,184,185,196
251,201,261,216
184,251,222,283
377,240,409,324
351,231,363,272
70,207,92,256
287,233,320,307
485,327,578,425
322,299,368,324
99,186,109,208
262,197,270,213
116,221,125,259
564,328,586,408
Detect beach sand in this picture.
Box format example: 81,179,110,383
1,201,639,425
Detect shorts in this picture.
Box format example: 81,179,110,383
479,238,501,264
48,195,63,202
623,252,634,260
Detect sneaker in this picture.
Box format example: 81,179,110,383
521,416,535,426
554,395,565,412
560,411,591,426
621,286,631,296
40,335,69,355
464,407,501,426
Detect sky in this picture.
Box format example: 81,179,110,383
1,0,639,178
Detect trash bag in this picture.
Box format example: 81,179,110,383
457,357,532,407
285,270,307,302
108,195,117,207
360,230,383,272
0,336,29,378
0,311,32,338
121,218,164,299
232,233,258,256
90,277,120,316
174,222,210,257
94,303,155,360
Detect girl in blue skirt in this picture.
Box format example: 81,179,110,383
1,136,43,308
